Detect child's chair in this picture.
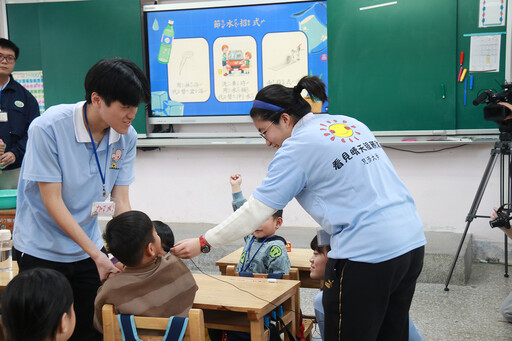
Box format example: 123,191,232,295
224,265,299,280
223,266,316,341
102,304,205,341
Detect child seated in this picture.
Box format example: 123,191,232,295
309,234,425,341
208,175,292,341
230,174,290,275
108,220,174,270
1,268,75,341
153,220,175,254
93,210,198,332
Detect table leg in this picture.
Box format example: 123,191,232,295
250,318,265,341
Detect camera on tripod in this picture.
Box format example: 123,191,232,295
473,82,512,124
489,204,512,229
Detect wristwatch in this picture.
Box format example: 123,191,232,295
199,235,211,253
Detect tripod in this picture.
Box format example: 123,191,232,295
444,129,511,291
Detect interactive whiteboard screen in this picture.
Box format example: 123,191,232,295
143,0,327,118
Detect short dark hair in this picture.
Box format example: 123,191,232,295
272,209,283,219
310,235,331,254
104,210,155,267
84,58,150,107
0,38,19,59
250,75,328,124
153,220,174,250
2,268,73,341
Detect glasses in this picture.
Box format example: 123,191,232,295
259,121,274,139
0,54,15,64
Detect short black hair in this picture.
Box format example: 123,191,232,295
2,268,73,341
272,209,283,219
153,220,174,251
104,210,155,267
0,38,19,59
84,58,150,107
310,235,331,254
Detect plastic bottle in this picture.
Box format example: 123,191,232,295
158,20,175,64
0,229,12,271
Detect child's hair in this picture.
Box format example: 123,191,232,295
104,210,155,267
272,209,283,219
310,235,331,254
250,75,328,124
1,268,74,341
153,220,174,252
245,51,252,59
0,38,19,59
84,58,150,107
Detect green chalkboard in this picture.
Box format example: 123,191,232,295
456,1,508,131
6,0,148,135
328,0,507,133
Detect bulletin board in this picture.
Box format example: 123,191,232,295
143,0,328,118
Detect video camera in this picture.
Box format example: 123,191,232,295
473,82,512,124
489,204,512,229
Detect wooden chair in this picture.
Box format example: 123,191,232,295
301,314,317,341
224,265,299,280
223,265,300,341
102,304,205,341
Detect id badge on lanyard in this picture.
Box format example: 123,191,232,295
91,196,116,217
84,103,114,217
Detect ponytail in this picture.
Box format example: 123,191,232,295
250,75,327,123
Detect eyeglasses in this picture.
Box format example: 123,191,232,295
259,121,274,139
0,54,16,64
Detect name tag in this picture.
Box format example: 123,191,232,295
0,112,7,122
91,201,116,217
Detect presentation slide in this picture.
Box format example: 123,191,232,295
144,0,327,117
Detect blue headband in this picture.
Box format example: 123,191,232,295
252,100,285,112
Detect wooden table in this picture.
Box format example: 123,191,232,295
192,273,300,341
216,247,321,288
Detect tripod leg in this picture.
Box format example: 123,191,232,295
444,149,499,290
505,152,510,278
505,233,509,277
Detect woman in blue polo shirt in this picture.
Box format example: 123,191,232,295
173,76,426,341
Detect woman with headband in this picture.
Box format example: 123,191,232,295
173,76,426,341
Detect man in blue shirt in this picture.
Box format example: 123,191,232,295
0,38,39,189
13,58,150,340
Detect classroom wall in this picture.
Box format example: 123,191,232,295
129,142,509,261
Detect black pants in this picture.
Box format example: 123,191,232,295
14,248,104,341
323,246,424,341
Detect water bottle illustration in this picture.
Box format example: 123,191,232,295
292,3,327,53
158,20,175,64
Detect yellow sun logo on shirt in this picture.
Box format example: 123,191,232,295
320,120,361,143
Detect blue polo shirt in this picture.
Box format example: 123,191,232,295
253,113,425,263
13,101,137,262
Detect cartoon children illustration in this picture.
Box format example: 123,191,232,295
243,51,252,74
222,44,229,76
